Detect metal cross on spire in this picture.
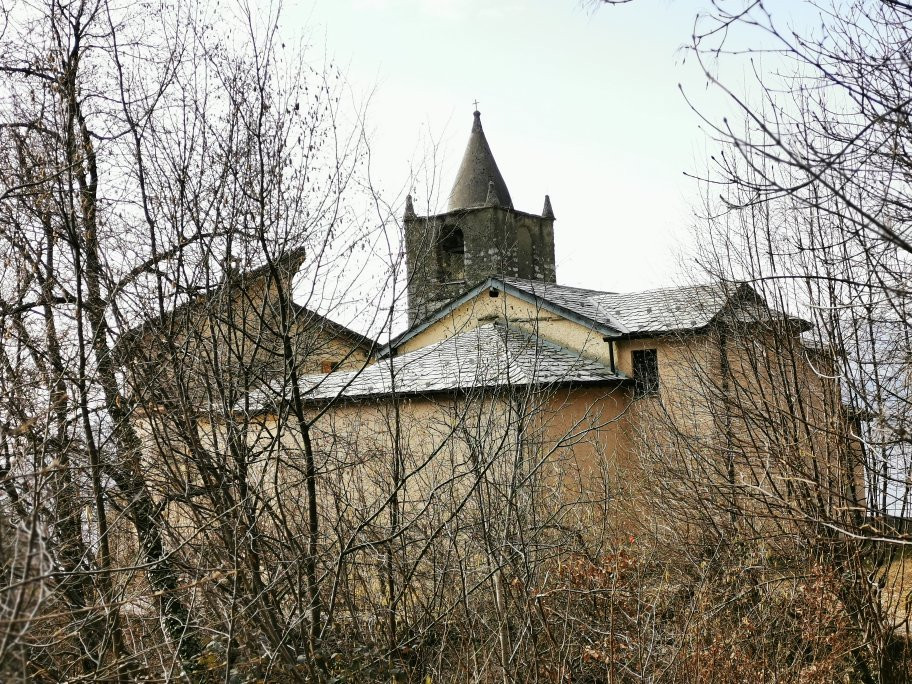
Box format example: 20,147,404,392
473,99,480,112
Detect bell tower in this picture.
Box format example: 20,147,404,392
404,110,557,326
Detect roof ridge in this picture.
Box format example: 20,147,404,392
507,278,741,298
502,277,616,296
614,281,740,296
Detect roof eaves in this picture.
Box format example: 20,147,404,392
291,302,375,350
116,248,308,353
428,205,549,222
294,376,629,403
496,280,628,337
615,324,711,340
708,282,813,333
380,278,497,356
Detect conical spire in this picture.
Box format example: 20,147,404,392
447,110,513,211
542,194,554,219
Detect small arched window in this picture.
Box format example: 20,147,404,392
436,226,465,282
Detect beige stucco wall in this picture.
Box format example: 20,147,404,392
256,383,637,519
396,291,617,369
613,326,865,525
136,378,641,557
131,287,863,596
293,323,369,374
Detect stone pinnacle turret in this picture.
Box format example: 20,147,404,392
542,194,554,219
485,180,501,207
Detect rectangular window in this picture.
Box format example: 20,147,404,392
632,349,659,398
321,360,340,374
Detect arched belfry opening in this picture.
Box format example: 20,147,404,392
402,110,557,326
516,225,532,279
436,226,465,282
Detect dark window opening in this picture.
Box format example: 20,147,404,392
436,226,465,282
632,349,659,398
516,226,532,278
321,360,341,374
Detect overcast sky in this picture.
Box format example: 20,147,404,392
284,0,817,297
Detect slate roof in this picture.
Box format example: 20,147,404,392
256,322,623,404
382,277,750,357
501,278,740,335
116,249,373,356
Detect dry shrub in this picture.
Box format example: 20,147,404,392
529,540,863,683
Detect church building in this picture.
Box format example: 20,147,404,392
309,110,757,410
119,110,861,660
269,110,831,523
123,109,848,521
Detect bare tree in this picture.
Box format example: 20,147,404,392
12,0,890,680
0,3,630,682
0,0,386,679
587,0,912,680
